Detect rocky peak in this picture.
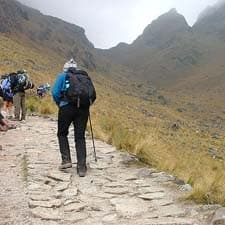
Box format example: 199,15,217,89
133,8,190,48
0,0,29,32
194,1,225,41
197,0,225,21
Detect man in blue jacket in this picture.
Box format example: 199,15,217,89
52,59,90,177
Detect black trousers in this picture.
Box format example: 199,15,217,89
57,104,89,167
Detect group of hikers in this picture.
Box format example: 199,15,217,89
0,70,52,122
1,59,96,177
0,70,34,125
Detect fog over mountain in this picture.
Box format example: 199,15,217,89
17,0,219,49
198,0,225,20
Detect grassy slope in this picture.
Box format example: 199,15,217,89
92,79,225,205
1,34,225,205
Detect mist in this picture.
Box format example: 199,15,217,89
18,0,219,49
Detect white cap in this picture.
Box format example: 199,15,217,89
63,58,77,72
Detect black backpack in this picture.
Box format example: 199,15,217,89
64,69,96,108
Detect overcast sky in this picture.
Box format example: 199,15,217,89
18,0,219,49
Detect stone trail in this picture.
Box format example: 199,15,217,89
0,116,224,225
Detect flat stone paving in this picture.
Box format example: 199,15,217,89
0,116,224,225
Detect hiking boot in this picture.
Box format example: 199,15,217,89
59,162,72,170
77,165,87,177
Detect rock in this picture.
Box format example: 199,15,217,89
30,194,51,201
157,95,168,105
102,214,118,222
55,182,70,192
64,212,89,222
171,121,181,130
104,182,126,188
138,192,165,200
28,183,51,192
64,202,86,212
100,147,117,154
147,205,186,218
46,170,71,182
121,153,138,165
64,199,80,206
62,187,78,198
0,145,3,150
90,162,110,170
134,217,195,224
198,204,221,212
212,207,225,225
93,193,116,199
180,184,193,192
123,174,138,181
208,147,218,156
151,172,175,183
138,186,165,194
136,168,155,178
50,191,62,199
110,197,150,217
29,199,62,208
211,133,220,139
177,108,186,112
104,187,130,195
150,199,174,206
10,164,16,168
31,207,62,220
174,178,186,185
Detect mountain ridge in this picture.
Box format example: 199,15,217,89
0,0,96,69
99,5,225,100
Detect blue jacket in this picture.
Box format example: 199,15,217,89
51,72,68,107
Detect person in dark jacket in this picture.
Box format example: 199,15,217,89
12,70,34,121
52,59,95,177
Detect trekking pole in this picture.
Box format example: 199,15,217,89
88,111,97,162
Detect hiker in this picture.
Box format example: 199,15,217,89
0,97,16,131
37,84,46,98
52,59,96,177
1,73,15,119
12,70,34,121
37,83,51,98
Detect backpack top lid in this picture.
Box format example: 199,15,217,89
18,74,27,84
63,58,77,72
17,69,27,74
67,68,88,76
16,70,29,83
